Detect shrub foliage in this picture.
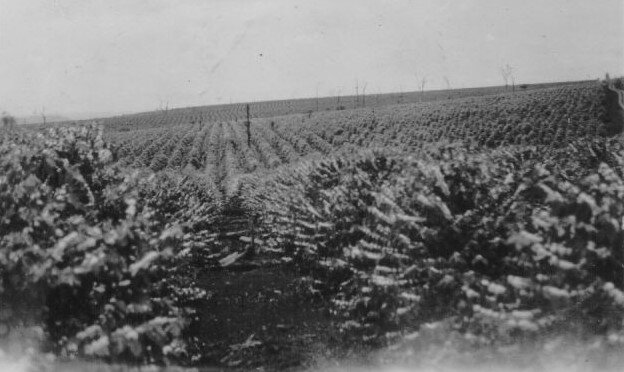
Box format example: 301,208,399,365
4,80,623,366
0,125,211,363
242,140,624,345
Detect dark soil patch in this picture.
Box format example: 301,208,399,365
194,264,340,370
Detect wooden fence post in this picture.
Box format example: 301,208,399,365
245,104,251,147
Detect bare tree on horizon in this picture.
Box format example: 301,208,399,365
501,64,515,91
362,82,368,107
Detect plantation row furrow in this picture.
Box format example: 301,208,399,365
225,121,261,173
298,127,335,154
132,128,176,168
95,82,616,194
265,117,333,157
167,127,197,169
256,124,300,164
204,121,223,183
119,128,161,163
186,122,212,169
222,127,244,196
149,127,187,171
249,124,283,168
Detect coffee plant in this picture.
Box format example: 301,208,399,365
0,125,211,364
241,139,624,346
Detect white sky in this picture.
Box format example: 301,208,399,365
0,0,623,117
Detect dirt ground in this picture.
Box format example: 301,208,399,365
193,264,345,370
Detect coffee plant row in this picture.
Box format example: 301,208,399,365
36,81,579,132
239,138,624,348
103,82,610,194
0,125,221,364
4,79,621,364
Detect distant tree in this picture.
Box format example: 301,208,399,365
420,76,427,96
444,76,452,99
500,64,515,91
158,100,169,115
414,72,427,101
361,82,368,107
315,84,320,111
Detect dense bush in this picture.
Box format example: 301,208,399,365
0,125,209,364
242,139,624,346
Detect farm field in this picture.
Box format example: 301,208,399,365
103,82,609,191
37,81,586,132
2,78,624,371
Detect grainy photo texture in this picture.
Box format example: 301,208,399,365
0,1,623,371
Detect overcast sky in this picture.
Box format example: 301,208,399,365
0,0,622,117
